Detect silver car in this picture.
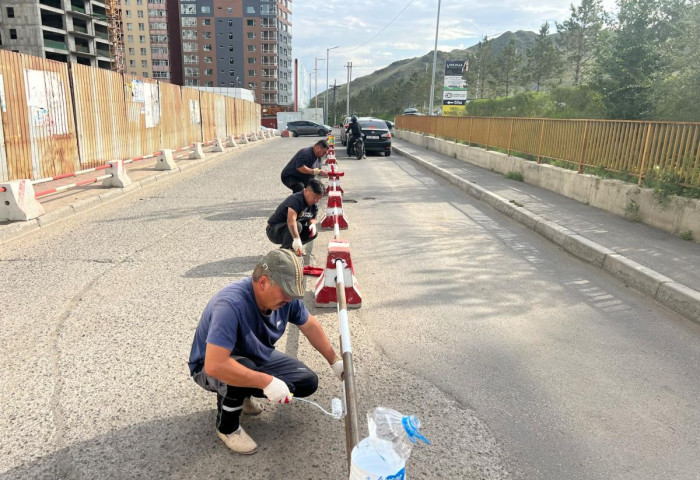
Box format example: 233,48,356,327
286,120,332,137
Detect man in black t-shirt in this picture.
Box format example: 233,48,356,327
280,140,329,192
266,178,325,255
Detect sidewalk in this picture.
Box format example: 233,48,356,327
0,137,273,245
392,137,700,323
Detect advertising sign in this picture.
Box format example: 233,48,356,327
443,91,468,101
445,60,469,76
442,60,468,116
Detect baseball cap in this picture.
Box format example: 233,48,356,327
260,249,304,299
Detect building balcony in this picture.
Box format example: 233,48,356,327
44,38,68,51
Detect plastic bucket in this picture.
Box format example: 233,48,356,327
348,438,406,480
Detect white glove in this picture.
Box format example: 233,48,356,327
308,223,317,237
313,168,321,176
263,377,292,404
292,237,304,255
331,358,344,381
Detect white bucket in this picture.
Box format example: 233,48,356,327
348,438,406,480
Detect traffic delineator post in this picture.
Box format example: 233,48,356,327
314,239,362,308
321,190,348,229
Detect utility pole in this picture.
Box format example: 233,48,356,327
314,57,325,123
428,0,442,116
332,79,337,125
324,46,340,125
346,62,352,117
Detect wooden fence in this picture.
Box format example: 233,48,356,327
0,50,261,182
396,115,700,187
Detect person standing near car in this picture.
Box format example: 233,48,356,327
345,115,363,157
280,140,329,192
266,178,324,256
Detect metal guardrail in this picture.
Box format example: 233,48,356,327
396,115,700,187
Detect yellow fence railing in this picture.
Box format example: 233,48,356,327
396,115,700,188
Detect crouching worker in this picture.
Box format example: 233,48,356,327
188,249,344,454
266,178,324,256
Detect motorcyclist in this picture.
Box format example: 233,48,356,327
345,115,363,156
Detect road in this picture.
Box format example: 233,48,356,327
1,133,698,479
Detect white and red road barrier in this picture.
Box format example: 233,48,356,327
321,190,348,229
314,239,362,308
0,180,45,221
325,165,344,194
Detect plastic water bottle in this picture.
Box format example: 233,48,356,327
349,407,430,480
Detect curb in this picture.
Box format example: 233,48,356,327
394,145,700,324
0,139,278,247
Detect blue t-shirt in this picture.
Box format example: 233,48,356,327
188,277,309,374
280,146,317,184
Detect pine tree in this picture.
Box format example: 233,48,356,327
556,0,607,85
523,23,563,92
493,39,520,97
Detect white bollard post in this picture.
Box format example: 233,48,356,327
240,134,249,144
102,160,131,188
0,180,45,221
211,137,225,152
226,135,238,148
190,143,205,159
155,149,177,170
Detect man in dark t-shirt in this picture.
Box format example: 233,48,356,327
280,139,329,192
188,249,344,455
266,178,324,255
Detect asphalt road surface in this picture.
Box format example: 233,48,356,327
1,133,698,479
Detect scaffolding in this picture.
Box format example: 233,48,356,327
105,0,125,73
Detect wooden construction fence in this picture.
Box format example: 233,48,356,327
396,115,700,187
0,50,261,182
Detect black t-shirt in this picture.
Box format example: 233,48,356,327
267,191,318,225
280,146,318,184
347,122,362,138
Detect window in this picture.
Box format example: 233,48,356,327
139,35,145,43
227,7,232,13
126,10,132,18
184,67,199,76
184,79,199,86
127,35,134,42
141,60,148,67
138,23,145,31
247,32,255,39
203,44,212,51
246,6,255,13
184,55,198,63
229,46,234,52
205,81,214,87
136,0,143,5
152,59,169,66
228,20,233,27
229,70,235,76
7,7,15,18
182,42,197,52
202,19,211,26
248,82,257,89
137,10,143,18
247,58,255,64
247,45,255,52
153,72,171,79
248,69,256,76
204,69,213,75
229,58,234,64
128,47,135,54
180,4,195,14
129,60,136,67
150,22,167,30
201,6,211,13
140,48,146,55
151,46,168,54
143,72,148,78
247,19,254,26
127,23,133,31
182,30,197,39
181,17,196,27
203,57,212,63
202,32,211,39
228,33,233,39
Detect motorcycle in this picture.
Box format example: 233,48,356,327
348,134,365,160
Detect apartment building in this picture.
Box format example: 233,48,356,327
177,0,293,110
0,0,112,69
120,0,180,82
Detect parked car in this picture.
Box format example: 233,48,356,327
286,120,332,137
403,107,421,115
357,117,392,156
340,115,353,145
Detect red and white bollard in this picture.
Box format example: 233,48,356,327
325,165,344,193
314,239,362,308
321,190,348,229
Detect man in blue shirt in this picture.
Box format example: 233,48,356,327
280,140,330,192
188,249,344,454
266,178,324,256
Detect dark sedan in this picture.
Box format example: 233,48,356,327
358,117,392,156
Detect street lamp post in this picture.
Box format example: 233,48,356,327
428,0,442,116
324,45,340,126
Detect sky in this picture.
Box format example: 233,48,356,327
293,0,618,98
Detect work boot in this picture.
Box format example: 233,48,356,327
217,427,258,454
242,396,264,416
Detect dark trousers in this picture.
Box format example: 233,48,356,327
281,175,306,193
192,350,319,434
266,220,317,249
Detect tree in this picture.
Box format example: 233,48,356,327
464,36,495,99
556,0,607,85
493,38,520,97
522,22,563,92
593,0,687,119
